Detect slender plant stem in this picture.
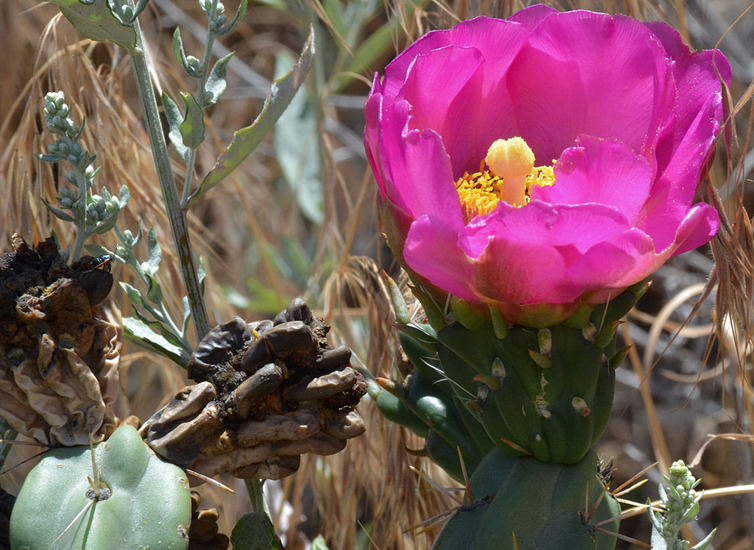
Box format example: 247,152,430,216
244,478,267,514
129,6,267,516
127,20,211,342
180,0,219,207
71,170,89,260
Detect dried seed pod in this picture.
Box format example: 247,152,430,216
0,235,120,446
141,299,367,480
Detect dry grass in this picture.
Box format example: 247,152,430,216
1,0,753,548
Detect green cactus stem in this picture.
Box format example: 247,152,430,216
434,448,620,550
436,284,647,464
9,425,191,550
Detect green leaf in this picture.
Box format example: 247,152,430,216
187,27,315,208
310,536,330,550
145,227,162,276
45,0,137,50
322,0,347,39
130,306,184,349
42,198,77,222
162,93,191,161
93,213,118,234
336,0,427,93
181,296,191,335
230,512,283,550
273,51,323,225
178,93,206,149
144,272,163,304
38,153,65,163
215,0,248,36
123,316,190,367
203,52,234,108
119,282,145,308
119,184,130,206
171,28,203,78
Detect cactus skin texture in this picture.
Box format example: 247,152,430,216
437,284,646,464
434,448,619,550
373,323,496,481
9,425,191,550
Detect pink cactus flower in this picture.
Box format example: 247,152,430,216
365,5,730,327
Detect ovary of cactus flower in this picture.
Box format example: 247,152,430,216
364,5,728,327
140,299,367,480
9,425,192,549
0,235,121,446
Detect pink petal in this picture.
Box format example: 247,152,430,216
364,84,386,196
567,230,654,290
402,216,483,303
503,11,672,162
669,202,720,257
466,201,631,257
377,100,464,226
534,136,653,225
507,4,558,27
471,234,577,305
396,45,486,176
381,17,526,105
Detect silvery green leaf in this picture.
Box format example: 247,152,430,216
145,227,162,275
162,93,191,161
273,51,322,225
215,0,247,36
42,198,77,222
123,316,190,367
181,296,191,335
198,256,206,295
107,0,135,25
119,184,130,206
93,213,119,234
120,282,146,308
203,52,233,108
188,27,314,208
178,93,205,149
690,529,716,550
145,272,163,303
38,153,65,163
130,307,185,349
45,0,137,50
171,28,203,78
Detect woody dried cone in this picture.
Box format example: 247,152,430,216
141,299,367,480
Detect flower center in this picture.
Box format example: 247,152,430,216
454,137,555,222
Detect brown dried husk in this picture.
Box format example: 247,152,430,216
0,235,121,446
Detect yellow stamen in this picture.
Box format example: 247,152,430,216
454,136,555,223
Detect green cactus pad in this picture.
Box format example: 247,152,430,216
10,425,191,550
434,449,620,550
